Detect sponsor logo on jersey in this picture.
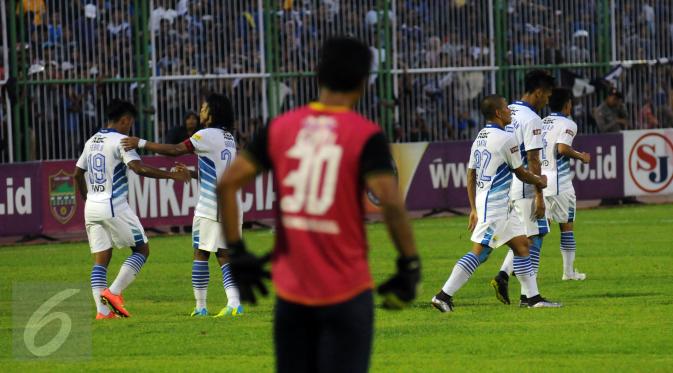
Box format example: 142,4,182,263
533,129,541,135
565,129,575,136
628,133,673,193
510,146,518,153
49,170,77,224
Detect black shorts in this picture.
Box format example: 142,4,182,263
274,290,374,373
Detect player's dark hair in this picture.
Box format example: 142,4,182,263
481,94,506,120
105,99,138,122
317,36,372,92
206,93,234,131
524,69,556,94
549,88,573,112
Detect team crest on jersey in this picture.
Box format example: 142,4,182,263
49,170,77,224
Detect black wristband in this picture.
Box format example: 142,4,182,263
397,255,421,272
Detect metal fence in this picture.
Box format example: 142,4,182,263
4,0,673,162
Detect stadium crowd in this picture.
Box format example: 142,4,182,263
4,0,673,160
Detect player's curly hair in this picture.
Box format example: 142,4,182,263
206,93,235,131
524,69,556,94
317,37,372,92
105,99,138,122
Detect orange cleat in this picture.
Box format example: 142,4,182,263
95,311,118,320
100,288,131,318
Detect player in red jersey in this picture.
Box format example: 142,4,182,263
217,37,420,373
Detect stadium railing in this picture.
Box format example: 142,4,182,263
3,0,673,162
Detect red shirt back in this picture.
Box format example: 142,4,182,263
266,103,382,305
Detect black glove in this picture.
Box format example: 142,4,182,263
377,255,421,309
226,240,271,305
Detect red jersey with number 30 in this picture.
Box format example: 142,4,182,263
247,103,388,306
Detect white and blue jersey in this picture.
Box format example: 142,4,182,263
468,124,523,222
541,113,577,196
185,128,238,221
76,128,141,221
506,101,544,200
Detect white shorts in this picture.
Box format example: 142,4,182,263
545,191,577,224
471,213,525,249
512,198,550,237
192,216,226,252
85,208,148,253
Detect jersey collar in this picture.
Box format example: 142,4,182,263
550,112,567,117
511,100,537,112
309,102,350,113
484,123,505,131
99,128,119,133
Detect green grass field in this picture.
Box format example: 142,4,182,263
1,204,672,372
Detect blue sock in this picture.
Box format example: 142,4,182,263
221,263,240,308
530,235,543,273
441,252,480,296
91,265,110,314
109,252,147,295
192,260,209,310
513,255,539,298
560,231,577,274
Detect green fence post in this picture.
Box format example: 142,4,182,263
132,1,144,140
265,0,279,119
381,0,394,139
140,0,152,142
494,0,507,96
17,0,29,161
8,0,20,161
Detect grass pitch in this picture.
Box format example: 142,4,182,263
1,204,672,372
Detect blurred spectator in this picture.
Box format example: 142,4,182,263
165,112,201,144
639,99,659,129
594,89,630,132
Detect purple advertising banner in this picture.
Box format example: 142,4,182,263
398,133,624,210
0,163,42,235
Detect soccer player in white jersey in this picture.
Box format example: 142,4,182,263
431,95,561,312
541,88,590,280
122,93,243,317
491,70,556,306
74,100,190,319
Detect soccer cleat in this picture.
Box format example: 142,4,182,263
95,311,118,320
190,308,209,317
100,288,131,318
527,295,562,308
431,291,454,313
562,270,586,281
490,271,511,305
519,295,528,308
214,305,244,317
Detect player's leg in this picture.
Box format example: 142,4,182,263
214,248,243,316
102,210,149,317
432,241,493,312
507,235,561,308
558,194,585,280
86,222,116,319
316,290,373,373
275,297,318,373
191,217,210,316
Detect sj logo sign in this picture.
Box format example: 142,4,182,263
49,170,78,224
626,131,673,194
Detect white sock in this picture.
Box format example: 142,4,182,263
109,253,146,295
194,289,207,310
561,250,576,275
92,288,110,315
513,255,539,298
225,288,241,308
500,250,514,275
441,252,480,296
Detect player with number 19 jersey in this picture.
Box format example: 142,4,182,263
244,102,394,306
468,124,524,248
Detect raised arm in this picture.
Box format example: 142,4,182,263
121,136,192,157
74,167,88,200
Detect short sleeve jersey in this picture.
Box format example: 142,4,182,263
468,124,523,222
243,102,394,306
76,128,141,217
541,113,577,196
183,127,238,221
506,101,544,200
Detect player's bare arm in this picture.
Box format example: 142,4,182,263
527,148,546,218
121,136,192,157
74,166,88,200
466,168,478,232
366,173,418,258
513,166,547,189
217,155,258,243
127,160,190,182
558,144,590,164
